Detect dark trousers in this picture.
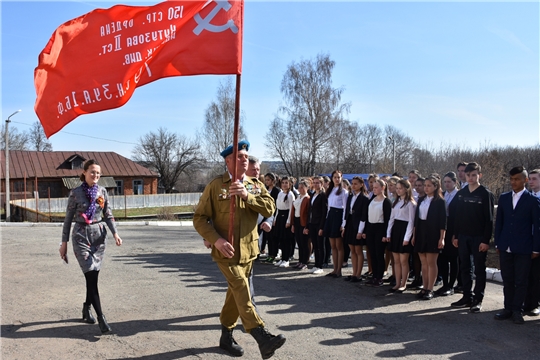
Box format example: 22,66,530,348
367,223,386,280
269,210,289,258
499,251,532,313
280,227,294,263
309,223,325,268
438,246,459,288
524,256,540,311
343,243,350,265
458,235,487,301
324,237,331,264
295,217,310,264
260,227,269,253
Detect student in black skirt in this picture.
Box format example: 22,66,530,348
324,170,348,277
364,179,392,287
271,176,295,267
435,172,459,296
307,176,328,275
341,176,369,282
412,174,447,300
322,176,332,267
385,179,416,292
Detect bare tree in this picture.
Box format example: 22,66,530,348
266,53,350,178
201,77,246,164
28,121,53,151
132,128,201,193
0,124,29,150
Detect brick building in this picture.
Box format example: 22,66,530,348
0,150,159,200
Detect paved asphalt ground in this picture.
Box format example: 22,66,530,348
1,224,538,360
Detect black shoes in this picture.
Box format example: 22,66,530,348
494,309,513,321
423,290,434,300
82,303,96,324
250,326,286,359
451,296,472,308
410,278,423,289
470,299,482,313
495,310,525,324
512,312,525,324
434,287,454,296
219,325,244,357
97,315,112,334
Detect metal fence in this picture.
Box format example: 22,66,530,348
11,193,202,213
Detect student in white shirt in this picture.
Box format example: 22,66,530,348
385,179,416,292
341,176,369,282
435,171,459,296
364,179,392,287
412,175,447,300
323,170,348,278
271,176,295,267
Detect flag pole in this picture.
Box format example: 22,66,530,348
228,74,242,245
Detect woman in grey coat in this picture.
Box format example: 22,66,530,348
59,159,122,333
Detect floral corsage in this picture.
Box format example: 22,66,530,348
96,196,105,208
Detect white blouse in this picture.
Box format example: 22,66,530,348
276,191,295,211
368,199,385,224
418,196,433,220
386,199,416,241
327,186,348,210
293,194,307,218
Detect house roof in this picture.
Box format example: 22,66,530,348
0,150,158,179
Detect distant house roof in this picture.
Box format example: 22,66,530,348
62,177,118,189
0,151,158,179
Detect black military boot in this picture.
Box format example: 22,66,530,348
97,315,111,334
250,326,286,359
82,303,96,324
219,325,244,357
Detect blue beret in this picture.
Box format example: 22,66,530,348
220,140,250,158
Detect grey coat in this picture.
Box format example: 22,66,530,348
61,185,117,273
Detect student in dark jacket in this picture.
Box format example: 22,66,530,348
341,176,369,282
289,180,311,270
494,166,540,324
435,172,460,296
412,174,446,300
261,173,281,258
307,176,328,274
451,162,495,313
363,179,392,287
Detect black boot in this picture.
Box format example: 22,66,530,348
219,325,244,357
250,326,286,359
97,315,111,334
82,303,96,324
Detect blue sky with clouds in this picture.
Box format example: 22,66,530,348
2,0,538,161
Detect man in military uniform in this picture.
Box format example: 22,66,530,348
193,140,286,359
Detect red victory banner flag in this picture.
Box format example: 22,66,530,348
34,0,243,137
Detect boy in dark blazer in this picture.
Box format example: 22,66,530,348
494,166,540,324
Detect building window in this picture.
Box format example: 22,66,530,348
133,179,143,195
71,159,83,169
115,180,124,195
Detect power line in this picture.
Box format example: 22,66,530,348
10,120,138,145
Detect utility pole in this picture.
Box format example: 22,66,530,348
5,110,21,222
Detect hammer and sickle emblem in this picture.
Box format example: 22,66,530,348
193,0,239,36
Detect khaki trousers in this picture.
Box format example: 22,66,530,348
216,261,264,332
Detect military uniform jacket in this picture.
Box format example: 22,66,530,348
193,172,276,265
